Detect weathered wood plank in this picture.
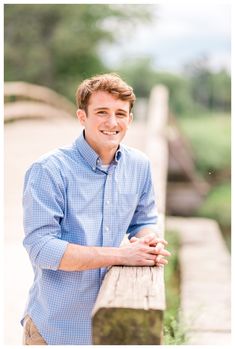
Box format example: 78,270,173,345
92,266,165,313
92,262,165,344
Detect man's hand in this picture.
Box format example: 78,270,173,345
119,233,171,267
129,233,170,267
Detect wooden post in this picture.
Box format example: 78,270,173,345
92,85,169,345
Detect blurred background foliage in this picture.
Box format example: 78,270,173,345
4,4,230,115
4,4,153,101
179,113,231,248
5,3,230,244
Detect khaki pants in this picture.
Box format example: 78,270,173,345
23,315,47,345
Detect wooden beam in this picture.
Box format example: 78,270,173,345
4,81,76,115
4,101,74,123
92,266,165,344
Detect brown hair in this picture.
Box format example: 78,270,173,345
75,73,136,112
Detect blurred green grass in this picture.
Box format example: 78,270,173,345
197,182,231,250
163,230,188,344
178,113,231,176
177,112,231,249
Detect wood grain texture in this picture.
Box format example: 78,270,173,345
92,266,165,315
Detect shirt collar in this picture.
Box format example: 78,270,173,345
75,130,122,170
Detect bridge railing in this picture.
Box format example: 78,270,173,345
92,85,169,345
4,81,76,122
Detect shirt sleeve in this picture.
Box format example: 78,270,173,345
23,162,69,270
127,160,158,239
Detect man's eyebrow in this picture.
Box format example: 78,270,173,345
116,109,128,113
94,107,128,113
94,107,109,111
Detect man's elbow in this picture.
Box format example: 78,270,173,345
23,236,68,271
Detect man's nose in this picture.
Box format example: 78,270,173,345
105,114,118,127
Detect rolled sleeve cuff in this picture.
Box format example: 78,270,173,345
34,238,69,270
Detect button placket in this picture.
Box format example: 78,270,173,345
102,171,113,246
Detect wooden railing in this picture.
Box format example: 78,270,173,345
4,81,76,122
92,85,169,345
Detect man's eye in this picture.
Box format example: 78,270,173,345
116,113,126,118
97,111,107,115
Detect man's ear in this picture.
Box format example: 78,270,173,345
128,112,133,126
76,109,87,125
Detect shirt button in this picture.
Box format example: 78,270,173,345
105,226,109,232
92,167,96,171
106,200,110,205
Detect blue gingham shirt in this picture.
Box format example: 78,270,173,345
21,131,158,345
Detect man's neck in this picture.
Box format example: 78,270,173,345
83,132,118,165
99,150,116,165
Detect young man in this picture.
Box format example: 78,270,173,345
21,73,170,345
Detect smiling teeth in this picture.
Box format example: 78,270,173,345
102,131,118,135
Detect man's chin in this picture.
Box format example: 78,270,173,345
101,139,120,150
98,133,125,150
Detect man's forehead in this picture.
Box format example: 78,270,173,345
88,91,130,111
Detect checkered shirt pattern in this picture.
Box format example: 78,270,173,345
21,131,158,344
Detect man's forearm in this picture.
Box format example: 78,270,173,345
58,243,124,271
58,235,167,271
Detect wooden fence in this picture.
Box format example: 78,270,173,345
92,85,169,344
4,81,76,122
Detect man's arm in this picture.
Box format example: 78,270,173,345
58,237,168,271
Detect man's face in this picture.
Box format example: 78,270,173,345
77,91,133,157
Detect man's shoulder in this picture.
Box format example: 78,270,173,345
27,143,75,173
121,144,150,165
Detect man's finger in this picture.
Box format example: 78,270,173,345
130,237,138,243
142,259,155,266
156,257,168,266
156,252,169,263
149,238,168,247
145,247,170,259
157,238,168,245
155,248,171,257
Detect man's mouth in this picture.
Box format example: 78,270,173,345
100,131,120,135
